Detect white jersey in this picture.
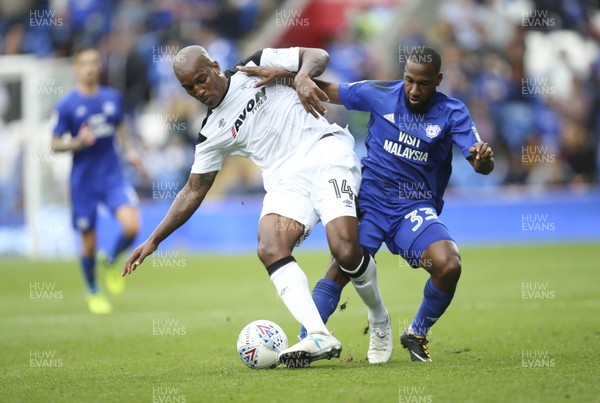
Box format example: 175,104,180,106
190,47,353,190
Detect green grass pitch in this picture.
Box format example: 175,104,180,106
1,243,599,402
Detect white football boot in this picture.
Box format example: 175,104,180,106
368,314,393,364
278,333,342,368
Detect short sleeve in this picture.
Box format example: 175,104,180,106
190,140,224,174
449,103,480,159
259,47,300,72
51,102,70,137
338,80,376,112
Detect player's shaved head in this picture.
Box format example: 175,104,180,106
173,45,213,78
173,45,228,108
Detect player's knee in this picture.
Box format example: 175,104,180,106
329,240,362,270
117,206,140,238
434,254,461,286
122,222,139,238
257,242,285,267
82,246,95,259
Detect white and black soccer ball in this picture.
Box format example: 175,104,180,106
237,320,288,369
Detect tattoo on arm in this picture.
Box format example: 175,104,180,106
298,48,329,78
151,171,218,243
194,171,218,188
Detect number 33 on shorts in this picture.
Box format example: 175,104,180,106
404,208,438,232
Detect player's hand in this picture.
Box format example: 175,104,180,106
294,73,328,119
122,239,158,276
236,65,293,88
75,124,96,150
125,149,145,174
469,142,494,161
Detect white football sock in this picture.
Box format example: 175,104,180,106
270,261,330,336
343,254,389,324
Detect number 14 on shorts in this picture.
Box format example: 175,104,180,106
328,179,354,199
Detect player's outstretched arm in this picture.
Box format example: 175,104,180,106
468,142,495,175
122,171,219,276
313,79,341,105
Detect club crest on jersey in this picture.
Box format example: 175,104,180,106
241,79,259,89
102,101,116,116
425,124,441,138
75,105,87,117
231,87,267,139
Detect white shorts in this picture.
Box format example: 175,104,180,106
260,133,361,245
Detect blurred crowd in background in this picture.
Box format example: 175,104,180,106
0,0,599,222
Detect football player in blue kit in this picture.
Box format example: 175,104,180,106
51,47,143,314
239,46,494,362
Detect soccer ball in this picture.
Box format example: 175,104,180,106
236,320,288,369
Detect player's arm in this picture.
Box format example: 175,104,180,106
294,48,330,117
313,79,341,104
236,48,328,86
122,170,218,276
116,121,144,172
467,142,494,175
296,47,329,81
452,105,494,175
51,124,95,152
237,47,330,117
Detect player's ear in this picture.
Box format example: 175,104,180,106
212,60,220,73
435,72,443,87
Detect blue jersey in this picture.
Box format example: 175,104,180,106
52,87,125,190
339,80,480,214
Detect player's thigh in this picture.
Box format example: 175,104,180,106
357,210,387,258
106,184,140,235
114,205,140,236
310,136,361,231
393,206,454,269
71,191,99,234
258,190,316,265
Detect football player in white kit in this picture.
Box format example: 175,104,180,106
122,46,392,366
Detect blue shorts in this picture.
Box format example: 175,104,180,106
358,202,455,268
71,183,138,232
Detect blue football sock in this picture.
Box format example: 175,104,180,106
109,232,135,264
300,278,343,339
409,278,454,337
80,256,97,294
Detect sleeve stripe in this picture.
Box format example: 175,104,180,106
224,50,263,78
472,124,482,142
238,50,263,67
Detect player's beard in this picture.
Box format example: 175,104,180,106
404,95,430,114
